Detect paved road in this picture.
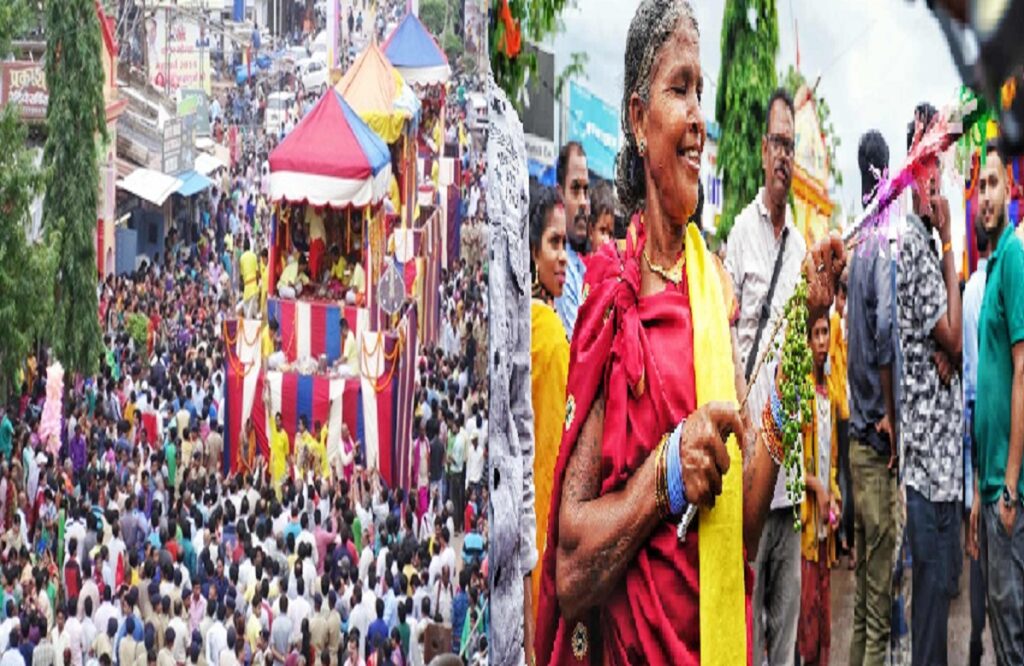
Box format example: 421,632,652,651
829,549,996,665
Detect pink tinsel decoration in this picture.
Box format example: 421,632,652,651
38,362,64,457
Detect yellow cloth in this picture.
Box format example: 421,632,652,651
298,430,325,477
800,378,842,564
269,417,290,494
279,258,299,290
331,256,348,282
389,174,402,218
240,250,259,301
261,325,273,359
260,258,268,313
343,330,358,374
124,402,136,426
319,427,330,477
686,222,746,666
529,300,569,625
306,208,326,241
350,263,365,293
827,311,849,420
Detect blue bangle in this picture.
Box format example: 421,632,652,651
770,380,785,433
667,422,687,516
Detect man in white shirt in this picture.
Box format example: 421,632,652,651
438,528,456,582
724,88,807,666
465,433,484,499
0,630,24,666
205,605,229,666
0,603,18,652
432,566,454,626
347,585,372,661
408,597,432,666
286,579,311,643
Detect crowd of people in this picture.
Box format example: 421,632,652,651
0,5,493,666
488,1,1024,665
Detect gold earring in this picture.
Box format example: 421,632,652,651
638,139,647,156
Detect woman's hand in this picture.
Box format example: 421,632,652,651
680,402,745,507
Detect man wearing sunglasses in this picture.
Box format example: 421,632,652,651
724,88,807,666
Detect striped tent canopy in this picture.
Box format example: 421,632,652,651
383,12,451,88
269,90,392,209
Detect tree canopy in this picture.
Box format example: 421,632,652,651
43,0,107,377
715,0,780,241
0,1,55,399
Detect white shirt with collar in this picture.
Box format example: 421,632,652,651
725,186,808,508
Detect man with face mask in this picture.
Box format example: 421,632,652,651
724,88,806,666
968,141,1024,665
553,142,590,340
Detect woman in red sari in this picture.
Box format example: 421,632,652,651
534,1,844,664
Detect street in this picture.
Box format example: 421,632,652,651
829,549,996,665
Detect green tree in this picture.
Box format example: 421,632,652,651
0,0,31,56
490,0,571,109
715,0,780,241
780,65,843,188
43,0,107,377
555,51,588,101
0,0,54,399
419,0,446,39
0,105,55,399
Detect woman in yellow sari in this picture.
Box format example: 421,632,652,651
527,186,570,645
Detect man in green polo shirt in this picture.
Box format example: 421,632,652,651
968,143,1024,664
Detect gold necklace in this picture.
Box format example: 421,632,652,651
643,248,685,284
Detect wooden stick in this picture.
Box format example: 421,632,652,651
738,311,787,414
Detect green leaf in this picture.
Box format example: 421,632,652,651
42,0,106,378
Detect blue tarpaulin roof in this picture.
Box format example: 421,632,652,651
176,170,213,197
383,13,448,69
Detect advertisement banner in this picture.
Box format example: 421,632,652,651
0,62,48,122
567,81,620,181
177,90,210,136
147,11,212,96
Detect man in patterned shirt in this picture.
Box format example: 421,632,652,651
895,103,963,665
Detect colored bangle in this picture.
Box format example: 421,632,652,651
762,401,784,465
666,422,687,516
942,240,952,254
770,382,786,435
654,434,670,519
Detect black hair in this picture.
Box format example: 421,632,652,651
858,130,890,201
906,102,938,151
556,141,586,190
528,186,564,259
765,87,795,133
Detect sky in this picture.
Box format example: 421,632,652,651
549,0,965,216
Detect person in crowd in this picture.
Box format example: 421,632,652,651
524,185,570,649
846,129,897,666
968,142,1024,665
895,102,964,665
725,84,808,666
797,313,842,665
963,213,991,666
552,142,591,340
587,182,616,255
534,2,843,664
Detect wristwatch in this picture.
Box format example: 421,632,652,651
1002,484,1021,508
